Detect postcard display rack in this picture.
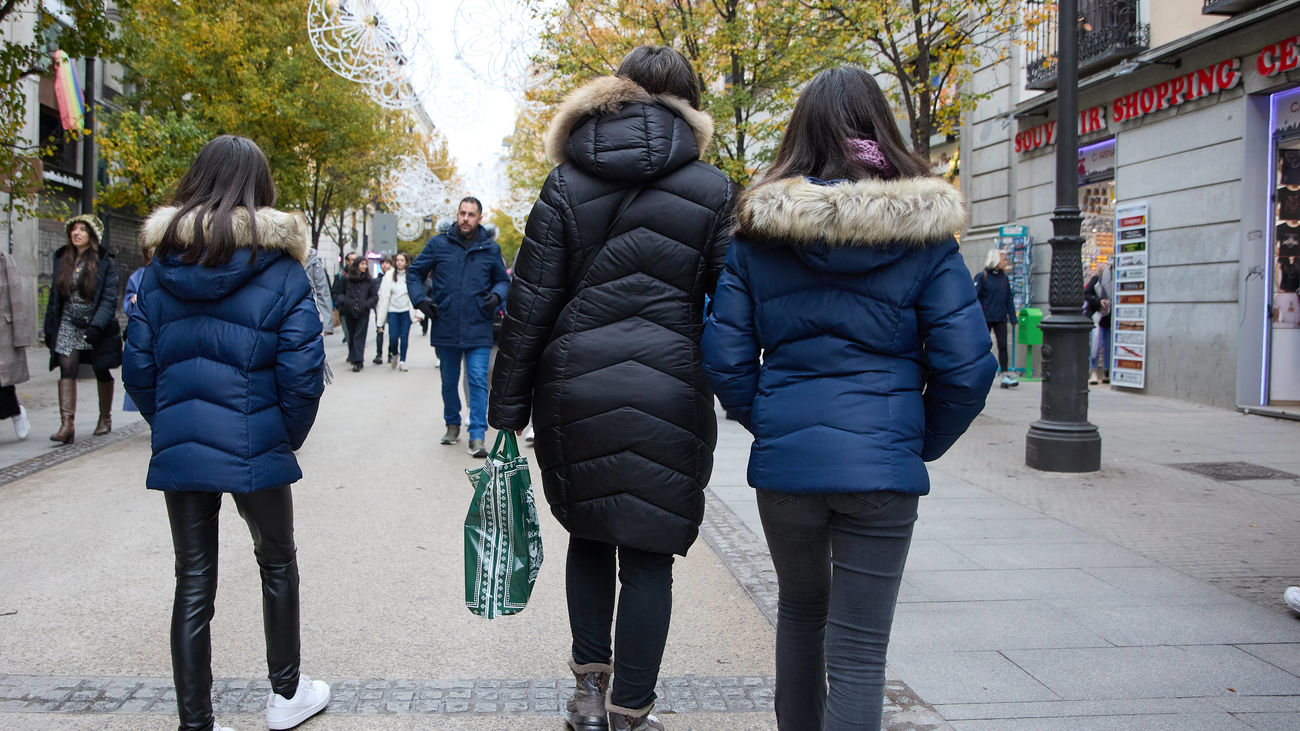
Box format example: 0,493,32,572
1110,201,1149,389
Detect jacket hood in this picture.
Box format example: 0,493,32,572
735,176,967,274
141,206,309,301
545,75,715,183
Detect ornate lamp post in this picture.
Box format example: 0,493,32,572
1025,0,1102,472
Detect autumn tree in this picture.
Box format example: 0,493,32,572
0,1,128,217
99,0,420,248
529,0,842,185
803,0,1023,157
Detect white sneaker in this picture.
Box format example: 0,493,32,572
398,361,407,371
266,675,330,730
1285,587,1300,616
12,405,29,440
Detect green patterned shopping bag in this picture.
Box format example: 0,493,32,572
464,431,544,618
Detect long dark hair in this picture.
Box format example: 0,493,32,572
761,67,931,183
155,135,276,267
57,223,99,298
616,45,702,109
346,256,369,281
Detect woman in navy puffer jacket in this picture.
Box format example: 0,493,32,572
702,68,996,730
123,136,330,731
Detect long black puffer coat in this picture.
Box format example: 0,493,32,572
489,75,735,556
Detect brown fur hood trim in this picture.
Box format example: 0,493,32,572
736,176,967,247
141,206,310,263
545,75,715,164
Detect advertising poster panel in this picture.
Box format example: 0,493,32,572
1111,201,1148,389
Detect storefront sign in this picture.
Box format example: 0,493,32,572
1258,35,1300,77
1110,201,1149,389
1111,59,1242,124
1015,106,1108,153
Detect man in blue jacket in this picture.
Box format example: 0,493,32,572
408,196,511,458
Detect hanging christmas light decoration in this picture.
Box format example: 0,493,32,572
452,0,549,93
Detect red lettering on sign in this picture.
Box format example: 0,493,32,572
1119,216,1145,227
1259,42,1281,77
1215,58,1242,90
1169,77,1185,104
1154,81,1171,110
1281,37,1299,73
1016,108,1106,155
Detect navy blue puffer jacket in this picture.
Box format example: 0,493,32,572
123,207,326,493
406,222,511,350
703,176,996,495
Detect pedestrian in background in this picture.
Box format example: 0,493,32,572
377,251,413,371
975,248,1019,388
0,249,33,440
338,256,378,372
1084,261,1113,385
122,134,329,731
702,66,995,731
43,213,123,444
372,255,391,365
490,45,735,731
407,196,510,458
332,251,357,345
122,244,153,413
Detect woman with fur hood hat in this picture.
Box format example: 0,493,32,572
43,212,122,443
122,135,329,731
702,67,996,729
489,46,735,731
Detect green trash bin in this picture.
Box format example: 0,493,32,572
1015,307,1043,379
1017,307,1043,345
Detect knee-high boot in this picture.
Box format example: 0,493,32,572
50,378,75,444
94,380,113,436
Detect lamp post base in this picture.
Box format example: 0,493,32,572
1026,419,1101,472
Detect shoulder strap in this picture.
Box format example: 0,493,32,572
569,186,643,297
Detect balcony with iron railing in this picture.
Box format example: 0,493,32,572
1025,0,1150,90
1202,0,1272,15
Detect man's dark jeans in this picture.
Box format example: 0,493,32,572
757,489,919,731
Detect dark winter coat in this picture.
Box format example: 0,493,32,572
337,271,378,320
406,223,511,349
974,267,1015,323
44,244,123,371
702,176,996,496
488,75,735,556
122,206,325,493
1083,273,1112,328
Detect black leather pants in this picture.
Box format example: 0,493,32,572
165,487,301,731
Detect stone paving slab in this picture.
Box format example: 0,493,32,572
946,713,1254,730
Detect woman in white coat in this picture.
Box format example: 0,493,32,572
376,251,413,371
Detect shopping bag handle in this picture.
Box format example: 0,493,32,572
489,430,519,461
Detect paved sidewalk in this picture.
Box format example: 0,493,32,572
3,329,1300,728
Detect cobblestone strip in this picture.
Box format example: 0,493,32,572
699,489,951,730
0,674,775,716
0,420,149,488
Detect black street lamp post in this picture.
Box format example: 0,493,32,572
1025,0,1102,472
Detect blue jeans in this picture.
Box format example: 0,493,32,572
386,311,411,361
757,489,919,731
1090,324,1111,371
435,346,490,440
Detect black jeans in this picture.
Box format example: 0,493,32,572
757,489,919,731
0,384,19,419
165,487,301,731
567,535,675,711
346,313,369,365
987,320,1009,372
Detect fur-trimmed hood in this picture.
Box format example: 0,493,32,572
141,206,309,263
141,206,310,301
736,177,967,248
545,75,715,181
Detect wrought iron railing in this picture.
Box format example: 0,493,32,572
1201,0,1271,15
1026,0,1150,89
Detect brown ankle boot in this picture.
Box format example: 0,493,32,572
93,380,113,436
566,660,612,730
50,378,76,444
607,698,664,731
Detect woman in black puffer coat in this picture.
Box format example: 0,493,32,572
489,46,734,731
337,257,378,371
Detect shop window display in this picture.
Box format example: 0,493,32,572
1079,140,1116,276
1267,87,1300,404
